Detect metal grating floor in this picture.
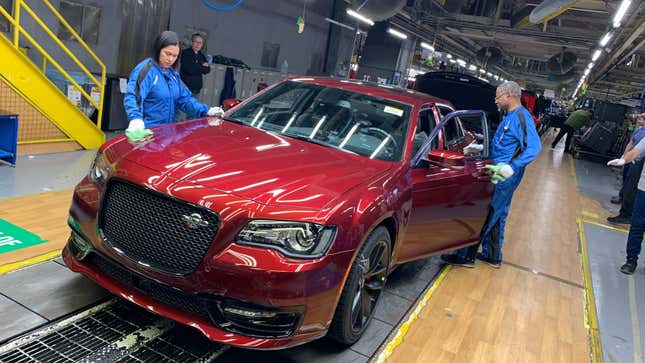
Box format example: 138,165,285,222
0,300,226,363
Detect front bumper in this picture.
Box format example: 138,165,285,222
63,231,353,350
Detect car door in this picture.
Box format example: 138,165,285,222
396,108,494,263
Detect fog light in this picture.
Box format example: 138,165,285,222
68,232,91,260
223,307,277,318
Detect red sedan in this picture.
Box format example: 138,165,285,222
63,77,494,350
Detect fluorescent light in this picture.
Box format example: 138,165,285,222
494,75,499,80
584,68,590,76
613,0,632,28
449,59,457,63
420,42,434,51
468,64,477,71
457,59,466,66
486,72,493,76
387,28,408,39
346,9,374,26
592,49,602,61
479,68,486,73
599,32,613,47
446,54,453,59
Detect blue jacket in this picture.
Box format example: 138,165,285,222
124,58,209,128
492,106,541,172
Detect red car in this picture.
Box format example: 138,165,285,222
63,77,494,350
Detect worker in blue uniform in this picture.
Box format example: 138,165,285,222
441,81,542,268
123,31,223,142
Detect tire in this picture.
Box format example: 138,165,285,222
327,226,391,346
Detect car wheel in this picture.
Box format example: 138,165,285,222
327,226,391,346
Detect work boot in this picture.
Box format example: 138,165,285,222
607,215,631,224
476,253,502,269
611,195,623,204
440,254,474,268
620,259,637,275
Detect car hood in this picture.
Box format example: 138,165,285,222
119,119,391,210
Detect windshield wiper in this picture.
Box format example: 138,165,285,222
221,117,247,125
283,133,358,155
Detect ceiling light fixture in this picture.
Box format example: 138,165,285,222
346,9,375,26
420,42,434,51
613,0,632,28
387,27,408,40
592,49,602,61
599,32,613,47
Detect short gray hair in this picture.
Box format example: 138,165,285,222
497,81,522,98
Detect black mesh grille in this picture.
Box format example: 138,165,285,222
88,253,212,323
99,179,220,275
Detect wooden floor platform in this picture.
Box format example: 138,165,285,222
386,138,593,362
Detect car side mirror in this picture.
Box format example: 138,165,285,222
222,99,240,111
427,150,465,169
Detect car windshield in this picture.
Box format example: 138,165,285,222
227,81,412,162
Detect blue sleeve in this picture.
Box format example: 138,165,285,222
176,80,209,118
510,110,542,171
123,61,151,122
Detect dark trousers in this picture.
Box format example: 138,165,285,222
551,124,575,152
626,189,645,260
620,160,645,218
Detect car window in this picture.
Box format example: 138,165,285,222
437,105,464,146
412,109,438,157
227,81,412,162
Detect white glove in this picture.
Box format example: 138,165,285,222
607,158,626,167
127,119,144,131
499,163,514,178
463,142,484,155
207,106,225,117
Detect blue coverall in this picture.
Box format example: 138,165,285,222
124,58,209,128
462,106,542,262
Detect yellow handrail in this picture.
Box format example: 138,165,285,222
0,0,106,129
20,1,101,87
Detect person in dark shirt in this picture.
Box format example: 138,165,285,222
180,33,211,97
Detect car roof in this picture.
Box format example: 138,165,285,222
285,77,453,109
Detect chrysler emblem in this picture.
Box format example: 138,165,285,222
182,213,209,229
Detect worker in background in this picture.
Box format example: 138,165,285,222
123,31,223,142
608,129,645,274
550,108,593,153
180,33,211,98
441,81,542,268
608,113,645,224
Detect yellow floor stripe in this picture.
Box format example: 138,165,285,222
578,218,604,363
0,250,61,276
583,219,630,234
374,265,452,363
570,155,579,187
582,210,600,219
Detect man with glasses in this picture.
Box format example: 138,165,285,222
441,81,542,268
180,33,211,98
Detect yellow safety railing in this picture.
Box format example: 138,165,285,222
0,0,106,130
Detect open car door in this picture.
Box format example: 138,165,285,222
396,110,495,263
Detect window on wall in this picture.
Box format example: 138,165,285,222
58,0,101,45
261,42,280,68
0,0,13,33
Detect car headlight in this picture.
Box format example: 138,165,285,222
237,220,336,258
88,151,112,186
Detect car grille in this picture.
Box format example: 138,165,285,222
99,179,220,275
88,253,213,322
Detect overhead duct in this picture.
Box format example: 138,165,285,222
350,0,407,21
546,50,577,74
476,46,503,65
548,69,578,83
529,0,579,24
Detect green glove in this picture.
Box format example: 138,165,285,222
491,173,505,184
485,163,515,184
125,128,153,142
